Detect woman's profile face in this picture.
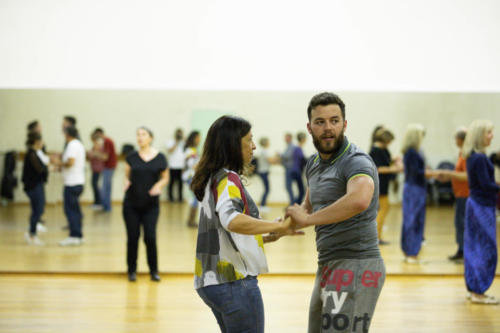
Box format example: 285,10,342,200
241,130,256,165
484,128,493,148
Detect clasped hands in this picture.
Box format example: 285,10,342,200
265,205,309,243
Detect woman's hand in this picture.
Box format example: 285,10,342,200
263,216,304,243
124,179,131,192
148,183,162,196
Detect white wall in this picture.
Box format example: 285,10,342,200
1,90,499,204
1,0,500,91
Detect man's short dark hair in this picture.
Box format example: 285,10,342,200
64,126,79,138
93,127,104,135
307,92,345,121
64,116,77,126
27,120,39,132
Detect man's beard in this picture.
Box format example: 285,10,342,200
311,128,345,156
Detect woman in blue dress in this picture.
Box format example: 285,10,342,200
400,124,439,263
462,119,498,304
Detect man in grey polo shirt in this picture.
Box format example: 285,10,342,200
287,92,385,333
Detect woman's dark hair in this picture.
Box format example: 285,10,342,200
184,131,200,151
374,128,394,144
370,125,384,147
191,116,251,201
26,132,42,147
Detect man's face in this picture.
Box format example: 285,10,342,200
62,120,71,131
285,134,292,144
455,137,464,148
307,104,347,157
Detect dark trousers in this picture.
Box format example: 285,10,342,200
257,172,270,206
63,185,84,238
285,168,304,205
91,171,101,205
197,276,264,333
25,183,45,235
123,202,159,273
168,169,183,201
454,197,467,252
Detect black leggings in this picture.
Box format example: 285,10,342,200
168,169,183,201
123,202,159,274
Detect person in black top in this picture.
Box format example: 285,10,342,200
22,132,48,245
123,127,169,282
369,128,403,245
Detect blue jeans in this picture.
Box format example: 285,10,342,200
285,168,304,205
454,197,467,252
100,168,114,211
25,183,45,235
197,276,264,333
258,172,269,206
64,185,84,238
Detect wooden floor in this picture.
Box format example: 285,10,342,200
0,202,499,274
1,202,499,332
0,274,499,333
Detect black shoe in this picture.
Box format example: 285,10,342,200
378,239,390,245
448,251,463,261
150,272,161,282
128,272,137,282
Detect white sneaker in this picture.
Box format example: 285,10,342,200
24,232,33,245
91,204,103,211
37,223,48,233
25,232,44,246
470,294,499,305
59,237,83,246
404,256,420,264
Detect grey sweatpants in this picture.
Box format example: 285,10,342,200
308,258,385,333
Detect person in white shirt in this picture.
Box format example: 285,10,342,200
55,126,86,246
166,128,185,202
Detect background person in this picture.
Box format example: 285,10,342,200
166,128,185,202
462,120,499,304
123,127,169,282
21,132,48,245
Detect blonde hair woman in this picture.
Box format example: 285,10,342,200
400,124,439,263
462,120,499,304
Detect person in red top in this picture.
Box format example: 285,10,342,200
439,127,469,261
94,128,117,212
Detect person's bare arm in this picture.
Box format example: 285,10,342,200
149,168,170,196
228,215,292,235
287,175,374,228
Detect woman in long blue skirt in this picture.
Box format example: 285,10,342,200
463,119,499,304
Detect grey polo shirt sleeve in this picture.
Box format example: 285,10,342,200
343,153,376,182
305,154,317,186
